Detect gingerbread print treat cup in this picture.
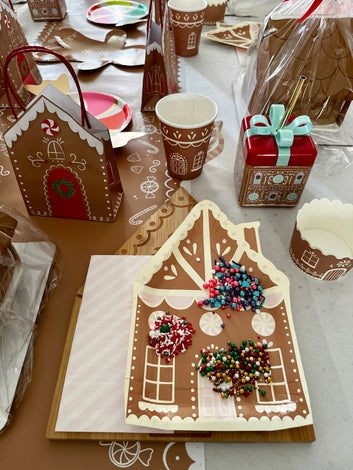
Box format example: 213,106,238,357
155,93,218,180
168,0,207,57
290,199,353,281
204,0,227,25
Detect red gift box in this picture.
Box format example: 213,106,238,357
240,115,317,166
235,114,317,207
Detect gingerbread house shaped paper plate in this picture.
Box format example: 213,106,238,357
125,200,313,431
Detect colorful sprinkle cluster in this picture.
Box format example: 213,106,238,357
149,312,195,363
197,340,272,399
198,256,265,313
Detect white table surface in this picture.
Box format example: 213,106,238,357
181,20,353,470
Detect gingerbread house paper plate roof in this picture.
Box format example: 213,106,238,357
125,200,313,431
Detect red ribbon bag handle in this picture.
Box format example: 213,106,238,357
159,0,164,26
283,0,325,22
3,45,91,128
6,0,15,11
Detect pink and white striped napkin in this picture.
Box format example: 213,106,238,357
55,255,159,433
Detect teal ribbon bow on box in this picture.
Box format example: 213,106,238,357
243,104,313,166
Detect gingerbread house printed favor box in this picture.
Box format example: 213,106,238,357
235,105,317,207
0,0,41,107
141,0,180,112
3,84,123,222
27,0,67,21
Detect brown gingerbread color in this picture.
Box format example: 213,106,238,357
249,17,353,125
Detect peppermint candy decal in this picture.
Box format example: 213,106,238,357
41,119,59,136
4,15,11,28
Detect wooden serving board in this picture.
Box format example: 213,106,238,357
46,187,315,442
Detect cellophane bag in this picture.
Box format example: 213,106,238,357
234,0,353,153
228,0,282,18
0,206,60,432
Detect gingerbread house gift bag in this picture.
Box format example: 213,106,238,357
0,0,41,107
3,46,123,222
141,0,180,112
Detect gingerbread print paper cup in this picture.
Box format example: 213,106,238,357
156,93,218,180
204,0,227,25
289,199,353,281
168,0,207,57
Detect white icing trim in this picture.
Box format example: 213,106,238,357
4,96,106,154
4,100,45,148
125,412,313,431
46,100,104,155
112,192,123,217
139,286,204,309
255,402,297,414
138,401,178,413
202,204,212,280
147,42,162,54
169,18,204,28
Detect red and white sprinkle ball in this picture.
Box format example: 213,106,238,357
149,312,195,363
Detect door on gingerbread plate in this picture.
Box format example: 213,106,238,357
197,363,237,420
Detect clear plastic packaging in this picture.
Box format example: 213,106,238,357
228,0,282,19
233,0,353,151
0,206,60,432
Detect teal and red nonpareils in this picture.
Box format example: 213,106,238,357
197,340,272,399
198,256,265,312
149,312,195,363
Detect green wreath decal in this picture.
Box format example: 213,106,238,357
20,59,29,78
52,179,76,198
